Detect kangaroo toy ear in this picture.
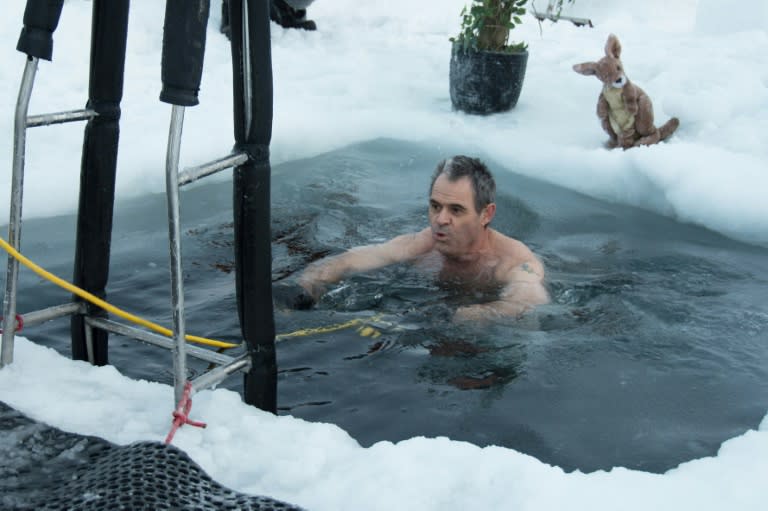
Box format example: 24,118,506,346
605,33,621,59
573,62,597,75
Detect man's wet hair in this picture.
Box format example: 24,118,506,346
430,155,496,213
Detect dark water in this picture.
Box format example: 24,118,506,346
5,138,768,473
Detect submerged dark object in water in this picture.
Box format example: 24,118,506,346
0,401,302,511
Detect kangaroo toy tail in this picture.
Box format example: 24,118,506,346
659,117,680,141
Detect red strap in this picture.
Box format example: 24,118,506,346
164,381,207,444
0,314,23,334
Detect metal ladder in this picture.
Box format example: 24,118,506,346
1,57,96,364
2,0,273,408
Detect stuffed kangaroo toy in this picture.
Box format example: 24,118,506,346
573,34,679,149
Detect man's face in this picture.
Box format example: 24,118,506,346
428,174,494,258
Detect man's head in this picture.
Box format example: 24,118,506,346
428,156,497,258
430,156,496,214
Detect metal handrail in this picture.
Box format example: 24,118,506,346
2,57,39,368
165,104,188,405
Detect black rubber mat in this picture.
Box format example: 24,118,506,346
0,401,303,510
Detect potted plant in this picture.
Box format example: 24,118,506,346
449,0,577,114
449,0,530,115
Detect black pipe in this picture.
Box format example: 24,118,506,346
160,0,210,106
70,0,130,365
227,0,277,412
16,0,65,61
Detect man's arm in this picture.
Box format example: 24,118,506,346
298,229,434,300
453,259,549,322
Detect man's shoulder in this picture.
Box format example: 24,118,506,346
491,229,532,257
388,228,435,257
391,228,432,244
490,230,544,275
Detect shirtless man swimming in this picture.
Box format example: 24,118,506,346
297,155,549,321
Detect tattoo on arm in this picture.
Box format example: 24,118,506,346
521,262,535,275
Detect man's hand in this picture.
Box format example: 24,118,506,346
297,263,332,301
273,282,316,310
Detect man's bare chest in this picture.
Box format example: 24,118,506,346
414,251,503,291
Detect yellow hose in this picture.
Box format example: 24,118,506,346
276,314,383,340
0,236,237,349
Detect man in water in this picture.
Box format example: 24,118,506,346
297,155,549,321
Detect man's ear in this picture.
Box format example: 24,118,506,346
482,203,496,227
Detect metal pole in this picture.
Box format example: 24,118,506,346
2,57,38,368
18,301,83,329
85,317,238,367
165,104,188,405
84,320,95,364
27,108,97,128
191,353,251,393
158,0,210,406
178,151,249,187
241,1,253,139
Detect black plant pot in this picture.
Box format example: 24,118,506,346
449,45,528,115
